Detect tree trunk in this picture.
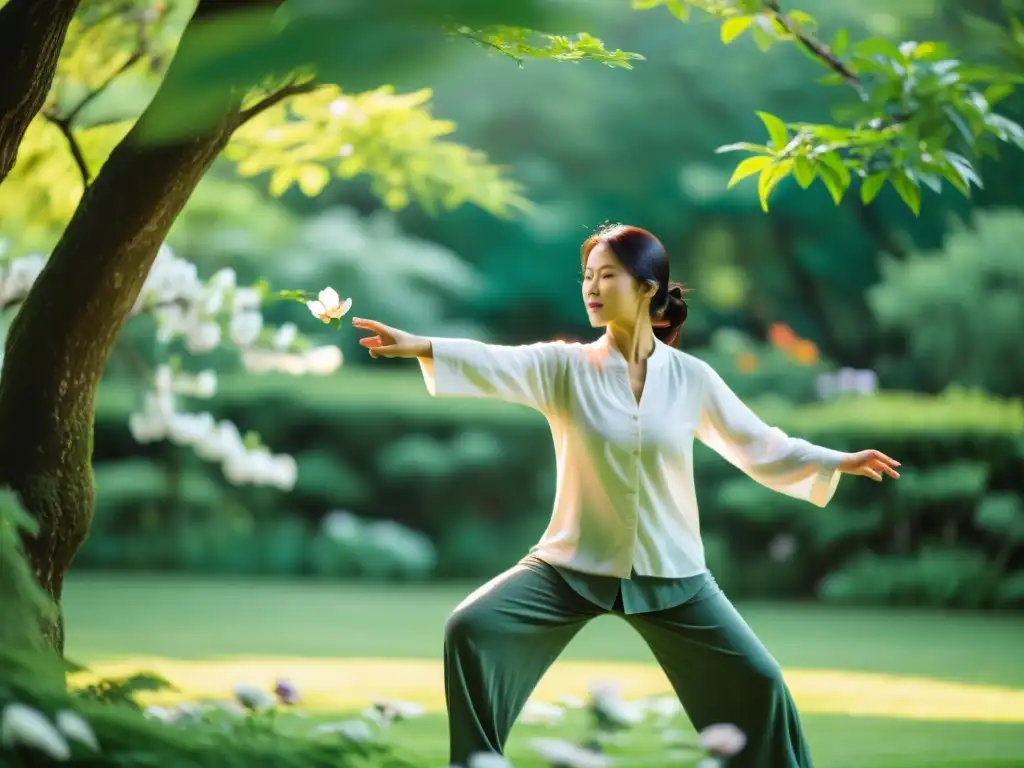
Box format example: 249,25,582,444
0,0,81,184
0,1,266,652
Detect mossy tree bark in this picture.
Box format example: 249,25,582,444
0,0,280,652
0,0,81,184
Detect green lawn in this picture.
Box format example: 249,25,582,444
63,574,1024,768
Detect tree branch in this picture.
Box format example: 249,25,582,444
67,49,145,127
0,0,286,653
0,0,82,185
236,81,320,126
40,7,152,188
762,1,863,95
42,111,90,187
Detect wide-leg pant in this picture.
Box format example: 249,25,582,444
443,559,812,768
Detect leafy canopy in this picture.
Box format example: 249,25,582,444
634,0,1024,213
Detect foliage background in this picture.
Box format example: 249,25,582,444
1,0,1022,611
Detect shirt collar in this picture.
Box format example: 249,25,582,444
595,333,667,368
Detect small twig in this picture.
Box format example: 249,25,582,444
456,30,524,66
67,49,144,126
42,12,149,187
236,81,320,126
763,1,863,94
42,110,90,186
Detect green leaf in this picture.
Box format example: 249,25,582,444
793,156,816,189
297,164,330,196
715,141,773,154
985,113,1024,150
888,169,921,214
756,111,790,151
665,0,691,21
984,82,1015,106
860,172,886,204
752,22,774,52
787,10,815,26
720,16,753,44
943,106,976,149
268,167,295,197
727,155,773,188
853,37,908,64
757,159,793,212
831,27,849,56
940,151,983,192
817,164,845,205
817,151,852,191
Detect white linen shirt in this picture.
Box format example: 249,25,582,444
418,334,845,579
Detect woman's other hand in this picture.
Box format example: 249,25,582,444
838,449,901,482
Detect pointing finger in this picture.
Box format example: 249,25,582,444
881,464,900,480
352,317,390,334
872,450,900,467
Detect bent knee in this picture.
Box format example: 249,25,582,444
444,603,494,646
742,655,786,696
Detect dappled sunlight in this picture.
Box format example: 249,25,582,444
79,658,1024,724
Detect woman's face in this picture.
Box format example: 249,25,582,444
581,242,653,329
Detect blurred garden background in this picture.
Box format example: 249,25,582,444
1,0,1024,766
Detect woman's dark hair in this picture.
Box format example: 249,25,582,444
580,223,689,346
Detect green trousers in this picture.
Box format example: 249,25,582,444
443,558,813,768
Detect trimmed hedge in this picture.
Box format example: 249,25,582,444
87,369,1024,607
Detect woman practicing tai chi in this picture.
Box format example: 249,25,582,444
352,224,900,768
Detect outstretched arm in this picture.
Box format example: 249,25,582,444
695,360,900,507
352,317,566,412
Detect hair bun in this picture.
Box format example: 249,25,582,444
656,281,689,345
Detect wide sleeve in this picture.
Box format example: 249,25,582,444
695,360,845,507
417,338,567,413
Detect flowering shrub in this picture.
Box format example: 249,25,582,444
1,493,741,767
0,242,345,493
2,673,748,768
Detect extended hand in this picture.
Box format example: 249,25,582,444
839,449,901,482
352,317,429,359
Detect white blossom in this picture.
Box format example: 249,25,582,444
364,698,426,727
187,321,222,354
143,705,176,723
313,719,375,741
468,753,514,768
698,723,747,757
230,310,263,347
274,322,298,350
642,694,683,722
241,345,342,376
234,287,262,312
529,738,611,768
0,703,71,761
520,699,564,726
555,694,585,709
55,710,99,751
306,287,352,323
233,683,275,711
588,680,644,729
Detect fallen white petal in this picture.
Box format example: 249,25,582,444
0,703,71,761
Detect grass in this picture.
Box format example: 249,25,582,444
63,573,1024,767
